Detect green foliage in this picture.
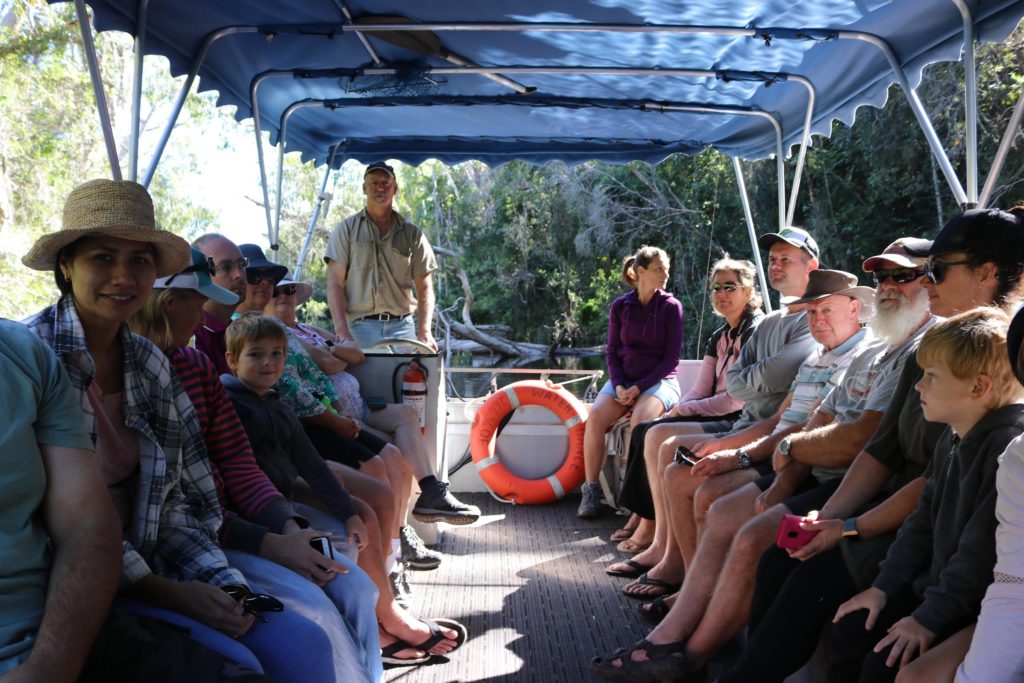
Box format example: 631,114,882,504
1,1,1022,364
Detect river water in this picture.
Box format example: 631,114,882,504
443,352,607,401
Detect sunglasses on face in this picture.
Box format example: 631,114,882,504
926,258,974,285
246,269,279,285
710,282,739,293
871,268,927,286
164,257,216,287
222,585,284,623
273,284,298,297
213,257,249,277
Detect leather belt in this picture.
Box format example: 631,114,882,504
355,313,410,322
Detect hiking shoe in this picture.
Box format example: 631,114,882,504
388,567,412,609
413,481,481,525
577,481,604,519
400,525,443,571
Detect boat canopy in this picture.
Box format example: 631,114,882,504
64,0,1024,169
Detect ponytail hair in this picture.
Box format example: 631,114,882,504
621,245,669,288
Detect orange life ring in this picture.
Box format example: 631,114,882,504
469,380,587,505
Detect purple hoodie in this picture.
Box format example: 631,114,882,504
606,288,684,393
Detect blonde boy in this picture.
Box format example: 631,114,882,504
829,307,1024,682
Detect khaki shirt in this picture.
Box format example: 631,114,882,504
324,208,437,322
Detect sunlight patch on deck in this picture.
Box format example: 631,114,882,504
386,494,652,682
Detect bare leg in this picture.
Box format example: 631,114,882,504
895,624,974,683
583,393,629,483
645,482,762,643
684,503,789,663
327,461,395,559
630,431,708,568
366,403,433,480
378,444,410,539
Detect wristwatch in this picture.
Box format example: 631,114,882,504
841,517,859,538
736,448,753,470
778,436,792,457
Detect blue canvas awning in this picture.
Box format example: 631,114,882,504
59,0,1024,169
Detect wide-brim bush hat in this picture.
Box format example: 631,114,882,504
238,243,288,283
790,269,875,322
274,276,313,305
862,237,932,271
154,247,239,306
22,179,190,277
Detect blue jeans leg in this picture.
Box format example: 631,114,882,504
225,549,379,683
293,503,383,682
113,599,264,673
350,318,417,349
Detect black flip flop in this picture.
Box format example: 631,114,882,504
412,617,468,654
381,641,431,667
622,572,681,599
639,594,673,622
605,558,653,578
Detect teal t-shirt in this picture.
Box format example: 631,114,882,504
0,320,93,664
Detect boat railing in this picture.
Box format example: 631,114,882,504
443,366,605,402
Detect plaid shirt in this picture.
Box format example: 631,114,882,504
24,297,244,588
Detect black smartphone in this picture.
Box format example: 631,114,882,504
309,536,335,559
674,445,699,467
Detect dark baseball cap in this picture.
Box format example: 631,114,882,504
912,208,1024,263
364,161,396,179
757,226,820,260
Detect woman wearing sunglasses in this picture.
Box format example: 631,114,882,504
611,259,763,576
20,180,339,681
131,248,383,683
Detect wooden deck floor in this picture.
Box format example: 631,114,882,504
385,493,656,683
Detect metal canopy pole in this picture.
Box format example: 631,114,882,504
128,0,150,182
142,26,259,188
643,103,786,227
294,145,340,282
732,157,772,313
787,76,816,226
250,76,277,251
840,30,968,206
73,0,121,181
979,85,1024,209
952,0,978,205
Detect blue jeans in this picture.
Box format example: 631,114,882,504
292,503,382,681
350,317,416,349
226,537,381,683
114,597,336,682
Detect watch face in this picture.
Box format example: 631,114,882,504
780,437,791,454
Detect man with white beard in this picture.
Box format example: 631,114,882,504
716,238,942,683
593,242,937,682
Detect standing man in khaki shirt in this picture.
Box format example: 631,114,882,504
325,162,439,350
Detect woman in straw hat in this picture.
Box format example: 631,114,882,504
131,249,384,682
21,179,340,682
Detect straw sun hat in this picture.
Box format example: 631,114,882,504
22,179,190,277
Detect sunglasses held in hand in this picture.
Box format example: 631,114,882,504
222,585,284,623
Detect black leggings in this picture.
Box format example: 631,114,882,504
616,413,737,519
718,545,856,683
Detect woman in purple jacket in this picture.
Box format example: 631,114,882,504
578,246,684,519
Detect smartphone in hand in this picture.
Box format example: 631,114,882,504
309,536,335,559
775,514,819,549
674,445,699,467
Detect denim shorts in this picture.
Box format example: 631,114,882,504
599,376,681,410
349,316,416,349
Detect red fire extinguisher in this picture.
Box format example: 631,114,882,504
402,360,427,433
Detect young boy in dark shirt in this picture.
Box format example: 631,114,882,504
222,314,368,556
829,307,1024,682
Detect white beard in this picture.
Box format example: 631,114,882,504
869,288,931,345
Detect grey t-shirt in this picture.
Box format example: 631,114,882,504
813,318,936,482
726,307,815,430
